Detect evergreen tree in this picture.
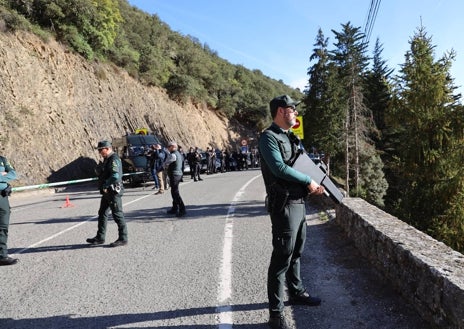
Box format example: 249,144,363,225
363,38,393,208
388,25,464,247
330,22,378,197
364,38,393,147
303,29,344,176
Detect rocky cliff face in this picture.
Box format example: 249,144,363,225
0,31,249,186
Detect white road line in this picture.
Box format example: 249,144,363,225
13,192,155,255
217,174,262,328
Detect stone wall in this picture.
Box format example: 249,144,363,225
335,197,464,328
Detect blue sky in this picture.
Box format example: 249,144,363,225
127,0,464,95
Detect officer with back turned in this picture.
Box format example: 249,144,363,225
0,154,18,266
164,141,186,217
259,95,325,329
86,140,128,247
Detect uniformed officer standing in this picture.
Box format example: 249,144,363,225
259,95,325,329
0,155,18,266
86,140,128,247
186,147,196,180
192,147,203,181
186,147,203,181
165,141,186,217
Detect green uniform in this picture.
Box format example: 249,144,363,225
259,122,313,315
0,156,17,259
95,152,127,242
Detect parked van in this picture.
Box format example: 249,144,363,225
112,132,161,186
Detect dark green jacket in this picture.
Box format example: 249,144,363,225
99,152,123,189
0,156,17,191
259,122,311,198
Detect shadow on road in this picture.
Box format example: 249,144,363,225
126,199,267,223
0,303,270,329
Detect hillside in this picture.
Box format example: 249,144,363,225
0,31,252,186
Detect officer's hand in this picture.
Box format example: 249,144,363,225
313,185,325,195
308,181,325,195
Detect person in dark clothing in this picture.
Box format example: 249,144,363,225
86,140,128,247
154,144,167,195
186,147,203,181
0,155,18,266
205,147,212,174
259,95,325,329
224,149,231,172
192,147,203,181
178,145,185,182
186,147,196,180
210,148,217,173
165,141,186,217
220,149,227,173
148,144,160,190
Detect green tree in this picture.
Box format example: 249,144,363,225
364,38,393,147
388,25,464,245
12,0,122,58
86,0,122,52
303,28,344,176
330,22,379,197
363,38,393,207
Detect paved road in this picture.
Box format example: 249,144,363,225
1,170,431,329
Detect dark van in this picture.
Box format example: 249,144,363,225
112,133,161,186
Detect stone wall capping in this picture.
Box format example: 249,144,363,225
336,197,464,328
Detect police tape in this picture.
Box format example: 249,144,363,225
11,172,145,192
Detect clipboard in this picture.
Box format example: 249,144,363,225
292,151,344,203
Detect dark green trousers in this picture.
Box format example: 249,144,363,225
0,195,11,258
268,200,306,315
96,192,127,242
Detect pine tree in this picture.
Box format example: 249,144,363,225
363,38,393,208
303,29,344,174
330,22,377,196
364,38,393,147
389,25,464,247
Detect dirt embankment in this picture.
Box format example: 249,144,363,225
0,31,254,186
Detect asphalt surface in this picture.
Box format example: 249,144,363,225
1,170,431,329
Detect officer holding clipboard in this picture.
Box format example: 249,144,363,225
259,95,325,329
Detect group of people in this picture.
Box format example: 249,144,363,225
185,146,259,177
87,139,187,247
2,94,325,329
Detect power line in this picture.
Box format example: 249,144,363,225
363,0,381,44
